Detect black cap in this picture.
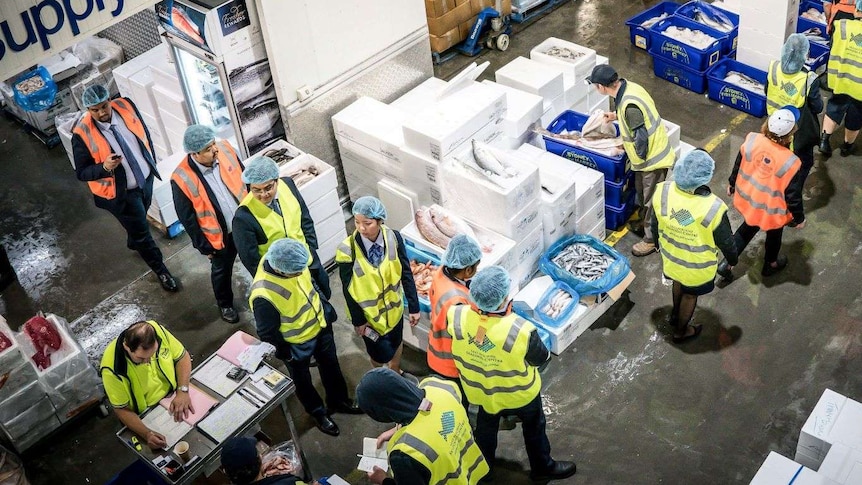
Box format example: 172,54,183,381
586,64,619,86
221,437,259,476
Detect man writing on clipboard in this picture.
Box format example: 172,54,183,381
100,321,195,448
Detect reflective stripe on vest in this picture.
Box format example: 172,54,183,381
248,263,325,344
171,142,247,250
733,133,800,230
448,305,541,414
828,19,862,100
618,82,675,171
427,269,470,378
73,99,154,200
766,60,808,115
334,227,404,336
238,179,310,263
389,381,489,484
828,0,856,33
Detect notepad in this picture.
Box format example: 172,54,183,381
193,355,244,398
356,437,389,472
159,384,218,426
197,392,258,444
141,405,192,450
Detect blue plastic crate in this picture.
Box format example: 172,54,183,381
535,280,580,328
797,20,828,45
404,245,440,314
674,1,739,54
605,170,635,207
543,110,630,183
652,55,709,94
706,58,768,117
625,1,680,51
605,189,637,230
649,16,725,71
799,0,826,23
805,39,829,74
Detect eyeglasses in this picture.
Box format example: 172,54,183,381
251,181,277,196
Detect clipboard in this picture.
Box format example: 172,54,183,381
196,392,259,444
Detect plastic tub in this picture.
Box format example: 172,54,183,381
806,41,829,75
404,245,440,314
649,16,726,71
605,189,637,230
706,58,768,117
535,281,580,327
543,110,630,183
652,55,709,94
797,21,828,45
799,0,826,25
674,1,739,54
604,170,635,207
625,1,680,51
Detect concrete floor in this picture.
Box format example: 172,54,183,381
1,0,861,483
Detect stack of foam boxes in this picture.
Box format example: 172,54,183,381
494,56,566,128
528,38,610,117
736,0,800,71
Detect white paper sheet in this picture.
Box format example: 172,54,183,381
357,436,389,472
357,456,389,473
197,393,258,443
193,355,243,398
141,406,193,450
237,342,275,372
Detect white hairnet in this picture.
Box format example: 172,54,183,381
81,84,109,107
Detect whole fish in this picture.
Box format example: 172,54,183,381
264,148,297,164
533,126,626,157
428,205,478,242
640,12,669,29
692,10,733,33
415,207,452,249
662,26,717,50
472,140,518,178
801,8,826,24
724,71,765,96
229,59,274,105
541,289,574,319
551,243,614,282
286,166,319,187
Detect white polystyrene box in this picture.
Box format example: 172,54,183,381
571,164,605,221
149,60,181,93
401,219,516,272
540,93,569,128
586,217,606,241
332,97,406,162
480,81,544,137
152,84,190,122
570,86,591,115
827,399,862,454
402,82,506,161
796,389,849,470
128,69,158,119
575,198,605,235
819,443,862,484
530,37,597,85
337,139,406,184
589,94,611,116
510,222,544,269
662,119,681,151
306,189,341,226
390,77,449,116
318,228,349,267
750,452,839,485
314,210,349,245
153,151,189,209
140,111,168,151
113,44,168,99
495,56,565,103
159,108,191,152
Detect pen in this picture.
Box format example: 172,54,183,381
240,388,266,407
243,387,268,405
237,390,261,408
130,435,143,451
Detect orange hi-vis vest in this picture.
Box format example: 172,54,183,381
828,0,856,34
427,268,469,378
73,98,153,200
171,141,247,250
733,133,801,230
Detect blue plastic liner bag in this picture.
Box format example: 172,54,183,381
540,234,631,296
12,66,57,112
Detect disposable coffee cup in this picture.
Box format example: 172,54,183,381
174,441,190,461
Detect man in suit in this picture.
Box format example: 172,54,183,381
72,84,177,291
172,125,247,323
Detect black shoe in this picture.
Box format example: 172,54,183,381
841,142,854,157
220,306,239,323
762,255,788,277
314,414,340,436
819,132,833,156
716,260,733,281
530,460,577,481
329,400,364,415
158,272,179,292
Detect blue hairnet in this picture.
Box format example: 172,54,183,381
442,234,482,269
81,84,109,107
183,125,216,153
674,149,715,190
781,34,809,74
469,265,510,312
352,196,387,220
857,0,862,12
265,238,309,274
242,156,280,184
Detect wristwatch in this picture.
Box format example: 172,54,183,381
178,385,189,393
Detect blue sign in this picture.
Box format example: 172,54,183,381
217,0,250,36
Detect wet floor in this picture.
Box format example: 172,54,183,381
2,0,862,483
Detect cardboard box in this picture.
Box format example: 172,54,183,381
480,80,544,137
426,0,458,18
470,0,512,16
751,452,839,485
332,97,406,162
796,389,850,470
495,56,565,103
426,0,473,36
430,26,463,53
530,37,597,86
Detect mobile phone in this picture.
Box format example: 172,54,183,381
363,327,380,342
226,366,248,381
111,154,121,160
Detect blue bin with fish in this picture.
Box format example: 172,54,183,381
404,245,440,314
535,281,580,328
798,22,828,46
625,1,680,51
544,110,629,183
706,58,768,117
799,0,826,25
540,234,631,296
806,41,829,75
652,55,709,94
605,188,637,230
649,16,726,71
674,1,739,54
604,170,635,207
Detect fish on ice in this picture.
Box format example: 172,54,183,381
723,71,765,96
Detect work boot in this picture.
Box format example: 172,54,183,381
716,259,733,281
631,240,657,257
313,414,340,436
819,132,833,156
529,460,577,481
220,306,239,323
840,141,854,157
762,255,788,277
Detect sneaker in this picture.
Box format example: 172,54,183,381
761,255,788,277
529,460,577,481
220,306,239,323
158,272,179,292
716,260,733,281
841,142,854,157
632,240,657,257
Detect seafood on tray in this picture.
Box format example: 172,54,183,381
541,289,574,319
410,259,437,299
640,12,670,29
534,110,626,158
801,7,826,24
543,46,586,61
723,71,765,96
453,140,521,188
414,205,479,251
285,165,320,187
661,26,718,50
551,242,614,282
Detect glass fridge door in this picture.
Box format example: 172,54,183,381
172,46,240,150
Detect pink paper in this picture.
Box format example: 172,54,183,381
216,331,259,366
160,384,219,426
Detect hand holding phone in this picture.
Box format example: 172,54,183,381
104,154,122,171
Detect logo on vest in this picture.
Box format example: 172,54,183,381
160,346,170,359
439,411,455,441
852,33,862,47
754,155,776,178
670,208,695,227
469,333,495,352
780,81,798,96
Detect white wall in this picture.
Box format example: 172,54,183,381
255,0,426,106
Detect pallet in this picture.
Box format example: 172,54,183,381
432,45,464,65
147,215,185,239
2,107,61,148
511,0,567,23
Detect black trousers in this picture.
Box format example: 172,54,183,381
309,255,331,300
283,325,349,417
734,223,785,264
210,234,238,308
474,394,554,473
107,179,166,274
795,145,814,186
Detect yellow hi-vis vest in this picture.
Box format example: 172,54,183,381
828,19,862,100
766,61,808,115
447,305,541,414
239,179,311,264
334,226,404,336
248,261,325,344
652,182,728,287
388,378,490,484
617,81,675,172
